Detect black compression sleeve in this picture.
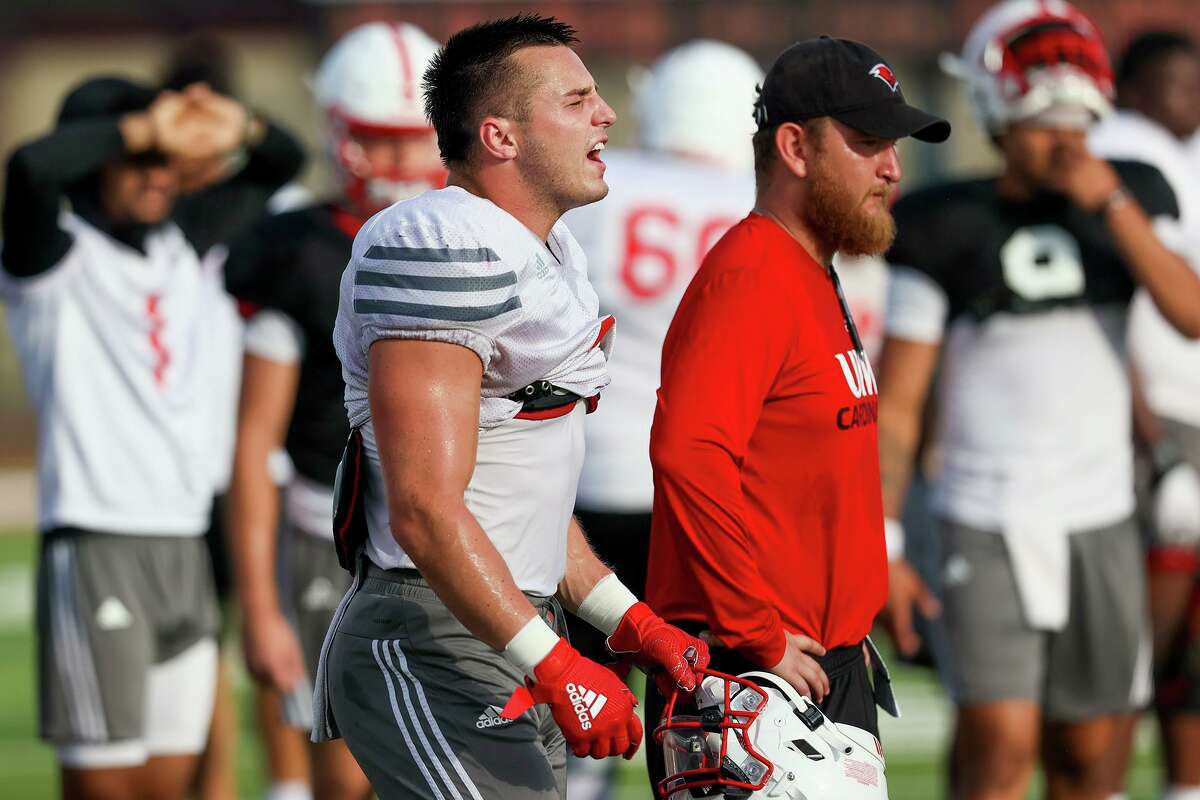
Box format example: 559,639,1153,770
1,118,128,278
238,121,306,189
172,120,305,255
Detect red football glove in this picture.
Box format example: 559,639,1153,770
606,602,710,696
501,638,642,760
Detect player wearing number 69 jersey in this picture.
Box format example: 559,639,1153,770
876,2,1200,797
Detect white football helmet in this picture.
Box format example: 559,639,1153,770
943,0,1113,133
656,670,888,799
1154,462,1200,548
314,21,446,211
634,39,764,172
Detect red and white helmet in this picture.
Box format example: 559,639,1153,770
634,39,764,173
656,670,888,800
314,22,446,211
945,0,1114,133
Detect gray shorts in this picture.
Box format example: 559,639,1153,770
278,527,352,729
36,529,220,745
283,528,352,681
320,563,568,799
937,517,1150,721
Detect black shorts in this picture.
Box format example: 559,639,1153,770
564,509,650,663
643,626,878,794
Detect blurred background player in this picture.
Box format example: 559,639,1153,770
161,36,315,800
0,76,302,799
560,38,763,800
224,20,445,800
878,2,1200,799
1089,29,1200,800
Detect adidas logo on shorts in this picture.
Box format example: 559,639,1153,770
476,705,514,729
565,682,607,731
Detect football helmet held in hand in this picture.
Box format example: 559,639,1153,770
655,669,887,799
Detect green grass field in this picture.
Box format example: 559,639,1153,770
0,528,1168,798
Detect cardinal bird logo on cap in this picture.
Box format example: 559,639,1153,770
869,63,900,92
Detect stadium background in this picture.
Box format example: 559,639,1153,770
0,0,1195,796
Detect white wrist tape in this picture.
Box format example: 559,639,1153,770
501,615,559,678
884,518,906,561
575,573,639,636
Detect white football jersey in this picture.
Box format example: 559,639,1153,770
1091,111,1200,428
564,149,756,512
0,213,220,535
334,186,611,593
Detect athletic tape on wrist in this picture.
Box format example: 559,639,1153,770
575,573,639,636
884,517,906,561
502,615,560,678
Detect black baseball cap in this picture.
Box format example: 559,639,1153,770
755,37,950,143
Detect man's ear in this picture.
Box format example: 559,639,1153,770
479,116,518,162
775,122,810,180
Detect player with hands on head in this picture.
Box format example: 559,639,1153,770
0,75,302,800
880,2,1200,799
312,15,706,799
644,32,950,793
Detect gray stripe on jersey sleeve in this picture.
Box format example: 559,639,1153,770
355,270,518,293
354,296,522,322
364,245,499,263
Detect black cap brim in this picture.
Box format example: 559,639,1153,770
834,101,951,143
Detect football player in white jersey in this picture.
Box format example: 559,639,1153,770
559,39,762,800
226,21,445,800
314,15,708,799
878,2,1200,799
0,78,303,799
1089,31,1200,800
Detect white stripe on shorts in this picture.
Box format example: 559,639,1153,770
50,540,107,741
371,639,446,800
389,640,484,800
378,640,467,800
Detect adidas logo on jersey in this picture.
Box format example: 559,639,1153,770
565,682,608,731
476,705,514,729
95,597,132,631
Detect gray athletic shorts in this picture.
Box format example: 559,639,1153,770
36,529,220,745
278,527,352,729
937,517,1150,721
322,563,568,799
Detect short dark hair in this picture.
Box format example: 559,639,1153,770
423,14,579,166
1116,30,1196,88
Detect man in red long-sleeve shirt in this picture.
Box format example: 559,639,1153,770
644,37,949,786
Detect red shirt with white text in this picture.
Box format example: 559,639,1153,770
647,213,887,668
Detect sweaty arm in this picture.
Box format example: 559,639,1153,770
1,116,148,277
372,338,645,754
369,339,539,650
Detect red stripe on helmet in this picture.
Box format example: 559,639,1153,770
390,23,415,103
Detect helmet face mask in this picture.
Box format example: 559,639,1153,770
655,670,888,800
952,0,1114,134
